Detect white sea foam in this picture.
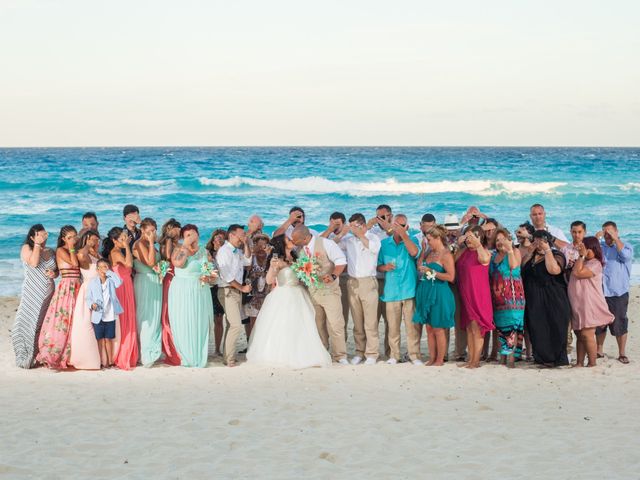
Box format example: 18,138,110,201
198,176,565,197
122,179,176,187
86,179,176,188
621,183,640,192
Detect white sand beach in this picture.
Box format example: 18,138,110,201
1,290,639,479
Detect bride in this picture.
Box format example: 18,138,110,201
246,234,332,368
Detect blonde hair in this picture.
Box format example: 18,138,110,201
425,225,449,246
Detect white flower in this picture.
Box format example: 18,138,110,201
425,270,437,282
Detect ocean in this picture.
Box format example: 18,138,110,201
1,147,639,296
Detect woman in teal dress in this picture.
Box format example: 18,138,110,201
413,226,456,366
133,218,163,367
168,224,216,368
489,228,525,368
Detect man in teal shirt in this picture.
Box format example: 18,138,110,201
377,214,422,365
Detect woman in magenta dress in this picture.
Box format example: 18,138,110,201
455,226,494,368
104,227,138,370
36,225,81,369
567,236,614,367
159,218,182,366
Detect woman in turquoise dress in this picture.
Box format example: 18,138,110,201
489,228,525,367
133,218,163,367
168,224,216,368
413,226,456,366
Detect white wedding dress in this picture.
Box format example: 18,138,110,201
246,266,332,368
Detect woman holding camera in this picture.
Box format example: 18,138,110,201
489,228,525,367
522,230,571,367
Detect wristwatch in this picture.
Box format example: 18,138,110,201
331,274,337,281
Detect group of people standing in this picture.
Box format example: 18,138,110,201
10,201,634,371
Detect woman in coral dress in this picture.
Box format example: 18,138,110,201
69,230,102,369
36,225,82,369
104,227,138,370
159,218,182,365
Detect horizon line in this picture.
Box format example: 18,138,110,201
1,145,639,149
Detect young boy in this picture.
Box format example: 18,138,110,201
86,258,123,368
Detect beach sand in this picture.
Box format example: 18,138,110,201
1,289,639,479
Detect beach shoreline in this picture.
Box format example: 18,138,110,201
1,288,639,478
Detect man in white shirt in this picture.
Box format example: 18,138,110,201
366,204,393,358
340,213,381,365
216,224,252,367
273,206,319,239
529,203,569,248
291,225,348,364
320,212,351,342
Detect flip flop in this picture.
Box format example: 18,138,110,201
597,353,605,359
618,356,630,364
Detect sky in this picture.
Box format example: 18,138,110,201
1,0,639,147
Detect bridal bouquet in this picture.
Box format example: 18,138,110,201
152,260,170,281
200,260,218,286
291,253,322,289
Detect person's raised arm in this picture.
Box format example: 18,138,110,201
171,245,189,268
272,211,299,237
22,244,41,268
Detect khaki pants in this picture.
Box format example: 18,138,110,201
386,298,421,361
339,274,350,341
347,276,380,359
378,278,390,357
218,287,243,364
310,279,347,361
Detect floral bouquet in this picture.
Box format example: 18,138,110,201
152,260,170,281
200,260,218,287
291,253,322,289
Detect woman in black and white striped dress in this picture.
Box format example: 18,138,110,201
11,224,57,368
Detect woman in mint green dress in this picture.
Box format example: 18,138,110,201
168,225,216,368
133,218,163,367
412,226,456,366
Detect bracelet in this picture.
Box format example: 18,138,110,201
33,243,42,248
544,249,551,254
69,248,76,254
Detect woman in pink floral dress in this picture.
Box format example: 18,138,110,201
36,225,82,369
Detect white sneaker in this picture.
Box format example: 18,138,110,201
386,358,398,365
350,356,363,365
412,359,424,366
338,358,349,365
364,357,377,365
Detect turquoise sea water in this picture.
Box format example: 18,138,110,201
1,147,639,295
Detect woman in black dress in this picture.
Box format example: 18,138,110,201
522,230,570,367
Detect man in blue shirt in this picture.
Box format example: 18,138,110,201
596,221,634,364
377,214,422,365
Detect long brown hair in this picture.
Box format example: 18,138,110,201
158,218,181,246
206,229,227,257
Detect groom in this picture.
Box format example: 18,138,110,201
291,225,349,365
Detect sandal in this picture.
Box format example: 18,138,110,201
597,353,605,359
618,356,630,364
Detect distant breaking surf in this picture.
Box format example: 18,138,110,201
198,176,566,197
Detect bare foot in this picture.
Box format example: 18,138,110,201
458,362,470,368
432,361,444,367
426,360,435,366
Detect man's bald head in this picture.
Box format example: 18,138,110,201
291,225,312,247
